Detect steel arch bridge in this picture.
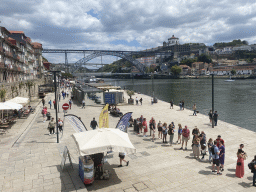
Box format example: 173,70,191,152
71,51,146,74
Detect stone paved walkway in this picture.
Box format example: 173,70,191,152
0,90,256,192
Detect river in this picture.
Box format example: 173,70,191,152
105,78,256,132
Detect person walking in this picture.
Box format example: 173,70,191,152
162,123,168,143
90,118,98,130
176,124,182,144
151,119,156,142
48,117,56,135
82,99,85,108
59,93,61,101
69,99,72,109
53,100,56,109
48,100,52,109
139,98,143,105
170,100,173,109
118,152,129,167
216,135,224,148
208,110,213,124
58,118,64,132
142,118,148,137
192,103,197,116
213,111,219,126
180,126,190,150
168,123,174,146
182,100,184,110
149,117,155,136
136,97,138,105
219,140,225,171
212,140,222,175
42,107,47,123
157,121,163,139
249,155,256,187
179,101,182,110
42,98,45,107
192,135,200,159
236,149,246,178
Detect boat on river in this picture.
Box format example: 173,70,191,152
225,76,235,82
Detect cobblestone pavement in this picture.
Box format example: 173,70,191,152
1,91,256,192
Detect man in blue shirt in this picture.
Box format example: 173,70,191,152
212,140,222,175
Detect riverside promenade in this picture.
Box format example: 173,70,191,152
0,91,256,192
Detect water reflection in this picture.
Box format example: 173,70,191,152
108,78,256,132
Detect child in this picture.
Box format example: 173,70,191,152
201,144,207,160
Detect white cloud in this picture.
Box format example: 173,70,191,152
3,0,256,64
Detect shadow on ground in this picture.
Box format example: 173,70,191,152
238,181,253,188
86,162,122,191
198,170,212,175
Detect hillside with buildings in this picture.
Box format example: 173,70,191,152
99,35,256,77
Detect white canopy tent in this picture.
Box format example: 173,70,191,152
72,128,136,156
7,97,29,105
0,102,23,119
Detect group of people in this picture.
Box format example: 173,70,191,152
135,97,143,105
47,117,63,135
132,118,256,185
208,110,219,126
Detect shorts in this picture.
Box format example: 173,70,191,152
43,114,46,117
158,127,162,132
213,159,220,166
182,136,189,142
119,154,125,159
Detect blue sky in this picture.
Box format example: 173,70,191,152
1,0,256,64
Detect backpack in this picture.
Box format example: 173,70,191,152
168,129,171,135
248,161,255,172
211,145,216,155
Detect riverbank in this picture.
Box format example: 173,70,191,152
1,90,255,191
98,73,255,80
71,90,256,191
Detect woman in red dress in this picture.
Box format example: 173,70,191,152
236,149,246,178
142,118,148,137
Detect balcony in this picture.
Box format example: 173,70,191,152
5,51,13,58
0,62,4,68
13,54,21,61
0,47,4,53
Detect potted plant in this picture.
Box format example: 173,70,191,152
126,90,135,105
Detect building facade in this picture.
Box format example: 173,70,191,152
0,26,43,83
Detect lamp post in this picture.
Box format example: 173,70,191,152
50,70,60,143
211,74,214,128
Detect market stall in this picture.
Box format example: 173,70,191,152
72,128,136,184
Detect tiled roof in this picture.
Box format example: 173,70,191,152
32,42,42,49
9,31,24,34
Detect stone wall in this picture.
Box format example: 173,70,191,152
0,78,44,102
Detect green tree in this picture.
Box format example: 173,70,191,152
0,87,6,102
198,54,212,64
231,69,236,75
126,90,135,99
180,58,197,67
171,65,182,76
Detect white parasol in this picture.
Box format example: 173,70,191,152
72,128,136,156
0,102,22,119
7,97,29,105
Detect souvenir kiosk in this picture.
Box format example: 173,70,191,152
73,128,136,185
